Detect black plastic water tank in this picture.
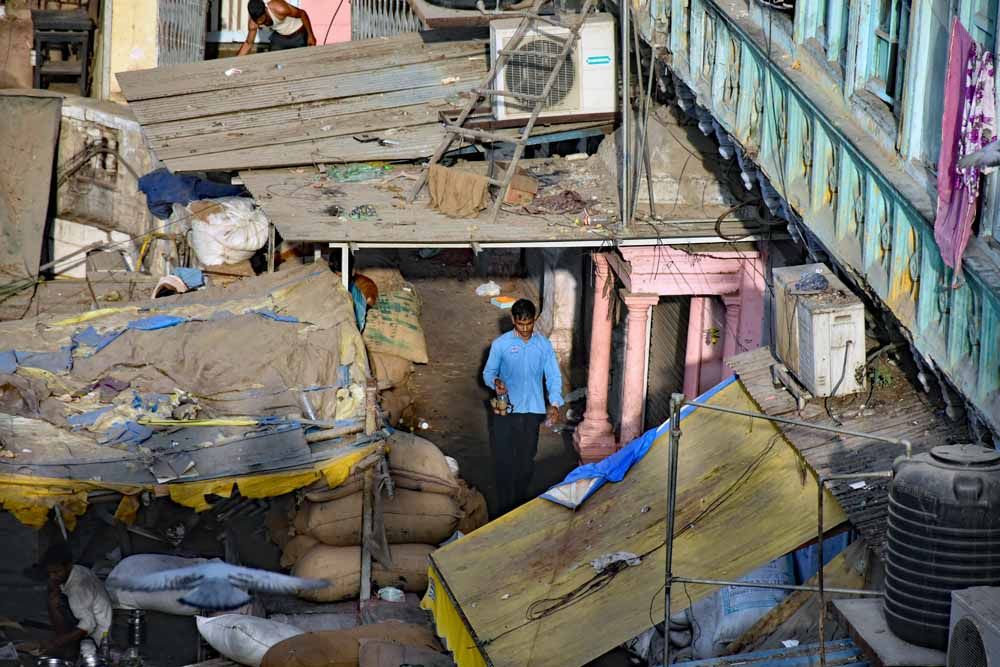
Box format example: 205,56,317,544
884,444,1000,649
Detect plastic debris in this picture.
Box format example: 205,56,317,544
224,68,242,77
475,281,502,297
793,269,829,293
376,587,404,602
491,296,517,309
327,164,391,183
781,639,800,648
349,204,376,220
590,552,641,573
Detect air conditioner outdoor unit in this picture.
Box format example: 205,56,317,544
771,263,866,398
489,13,615,121
948,588,1000,667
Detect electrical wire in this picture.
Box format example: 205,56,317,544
824,339,854,426
321,0,348,45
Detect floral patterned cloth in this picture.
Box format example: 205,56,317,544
934,18,996,281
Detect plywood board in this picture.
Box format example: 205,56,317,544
429,380,848,667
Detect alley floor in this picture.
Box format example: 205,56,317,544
379,250,582,518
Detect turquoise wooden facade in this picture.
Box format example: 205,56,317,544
633,0,1000,435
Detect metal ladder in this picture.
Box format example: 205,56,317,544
406,0,597,222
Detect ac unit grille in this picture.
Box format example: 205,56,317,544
949,618,989,667
504,38,575,109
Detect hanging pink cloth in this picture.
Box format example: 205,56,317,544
934,18,996,282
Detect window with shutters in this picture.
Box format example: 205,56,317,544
867,0,913,114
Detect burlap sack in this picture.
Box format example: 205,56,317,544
359,639,453,667
304,473,365,503
369,352,413,391
303,489,460,546
363,288,429,364
292,545,361,602
372,543,434,593
386,432,458,495
293,544,434,602
359,268,407,295
379,387,413,427
262,622,440,667
280,534,319,569
456,482,489,534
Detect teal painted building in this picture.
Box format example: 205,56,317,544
630,0,1000,437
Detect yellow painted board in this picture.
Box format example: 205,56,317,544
429,380,847,667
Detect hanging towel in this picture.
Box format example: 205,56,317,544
934,18,997,282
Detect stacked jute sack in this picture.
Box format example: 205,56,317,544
276,431,487,603
359,268,427,426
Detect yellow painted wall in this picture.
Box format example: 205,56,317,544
108,0,159,102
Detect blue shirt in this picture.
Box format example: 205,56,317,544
483,331,564,415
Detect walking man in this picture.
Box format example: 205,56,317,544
237,0,317,56
483,299,563,514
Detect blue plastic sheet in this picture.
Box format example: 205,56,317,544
253,310,299,323
541,376,738,509
350,283,368,331
172,267,205,289
98,420,153,446
793,532,852,584
127,314,187,331
0,347,75,374
73,326,122,353
138,168,246,220
67,406,113,429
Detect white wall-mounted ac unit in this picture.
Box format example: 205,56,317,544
948,587,1000,667
489,13,615,121
772,263,866,398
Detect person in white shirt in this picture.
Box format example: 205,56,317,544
237,0,317,56
41,543,113,658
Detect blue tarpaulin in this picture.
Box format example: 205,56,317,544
541,376,737,509
253,310,299,323
127,314,188,331
138,168,246,220
0,347,75,374
172,267,205,289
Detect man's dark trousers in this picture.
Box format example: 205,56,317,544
492,412,545,515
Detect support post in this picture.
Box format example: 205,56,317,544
662,392,684,667
360,468,374,601
619,292,659,445
574,254,617,462
683,297,705,398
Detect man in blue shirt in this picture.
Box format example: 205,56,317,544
483,299,564,514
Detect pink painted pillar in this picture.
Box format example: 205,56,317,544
574,254,617,463
683,297,706,399
619,292,660,446
722,295,742,377
737,257,766,351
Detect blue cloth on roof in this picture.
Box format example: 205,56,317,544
541,375,738,509
6,347,75,373
127,315,187,331
0,351,16,375
482,331,563,414
350,283,368,331
73,326,122,353
99,420,153,446
138,168,247,220
172,267,205,289
254,310,299,323
68,406,114,429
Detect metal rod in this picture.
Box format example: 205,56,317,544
662,393,684,667
682,400,913,457
620,0,630,228
670,577,882,596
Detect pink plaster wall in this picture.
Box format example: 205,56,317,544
301,0,352,43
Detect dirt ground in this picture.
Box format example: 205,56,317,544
359,249,582,518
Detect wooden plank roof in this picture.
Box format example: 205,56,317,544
116,30,511,172
240,157,772,246
727,347,971,556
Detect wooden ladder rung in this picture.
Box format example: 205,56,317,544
445,124,526,145
474,87,547,102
